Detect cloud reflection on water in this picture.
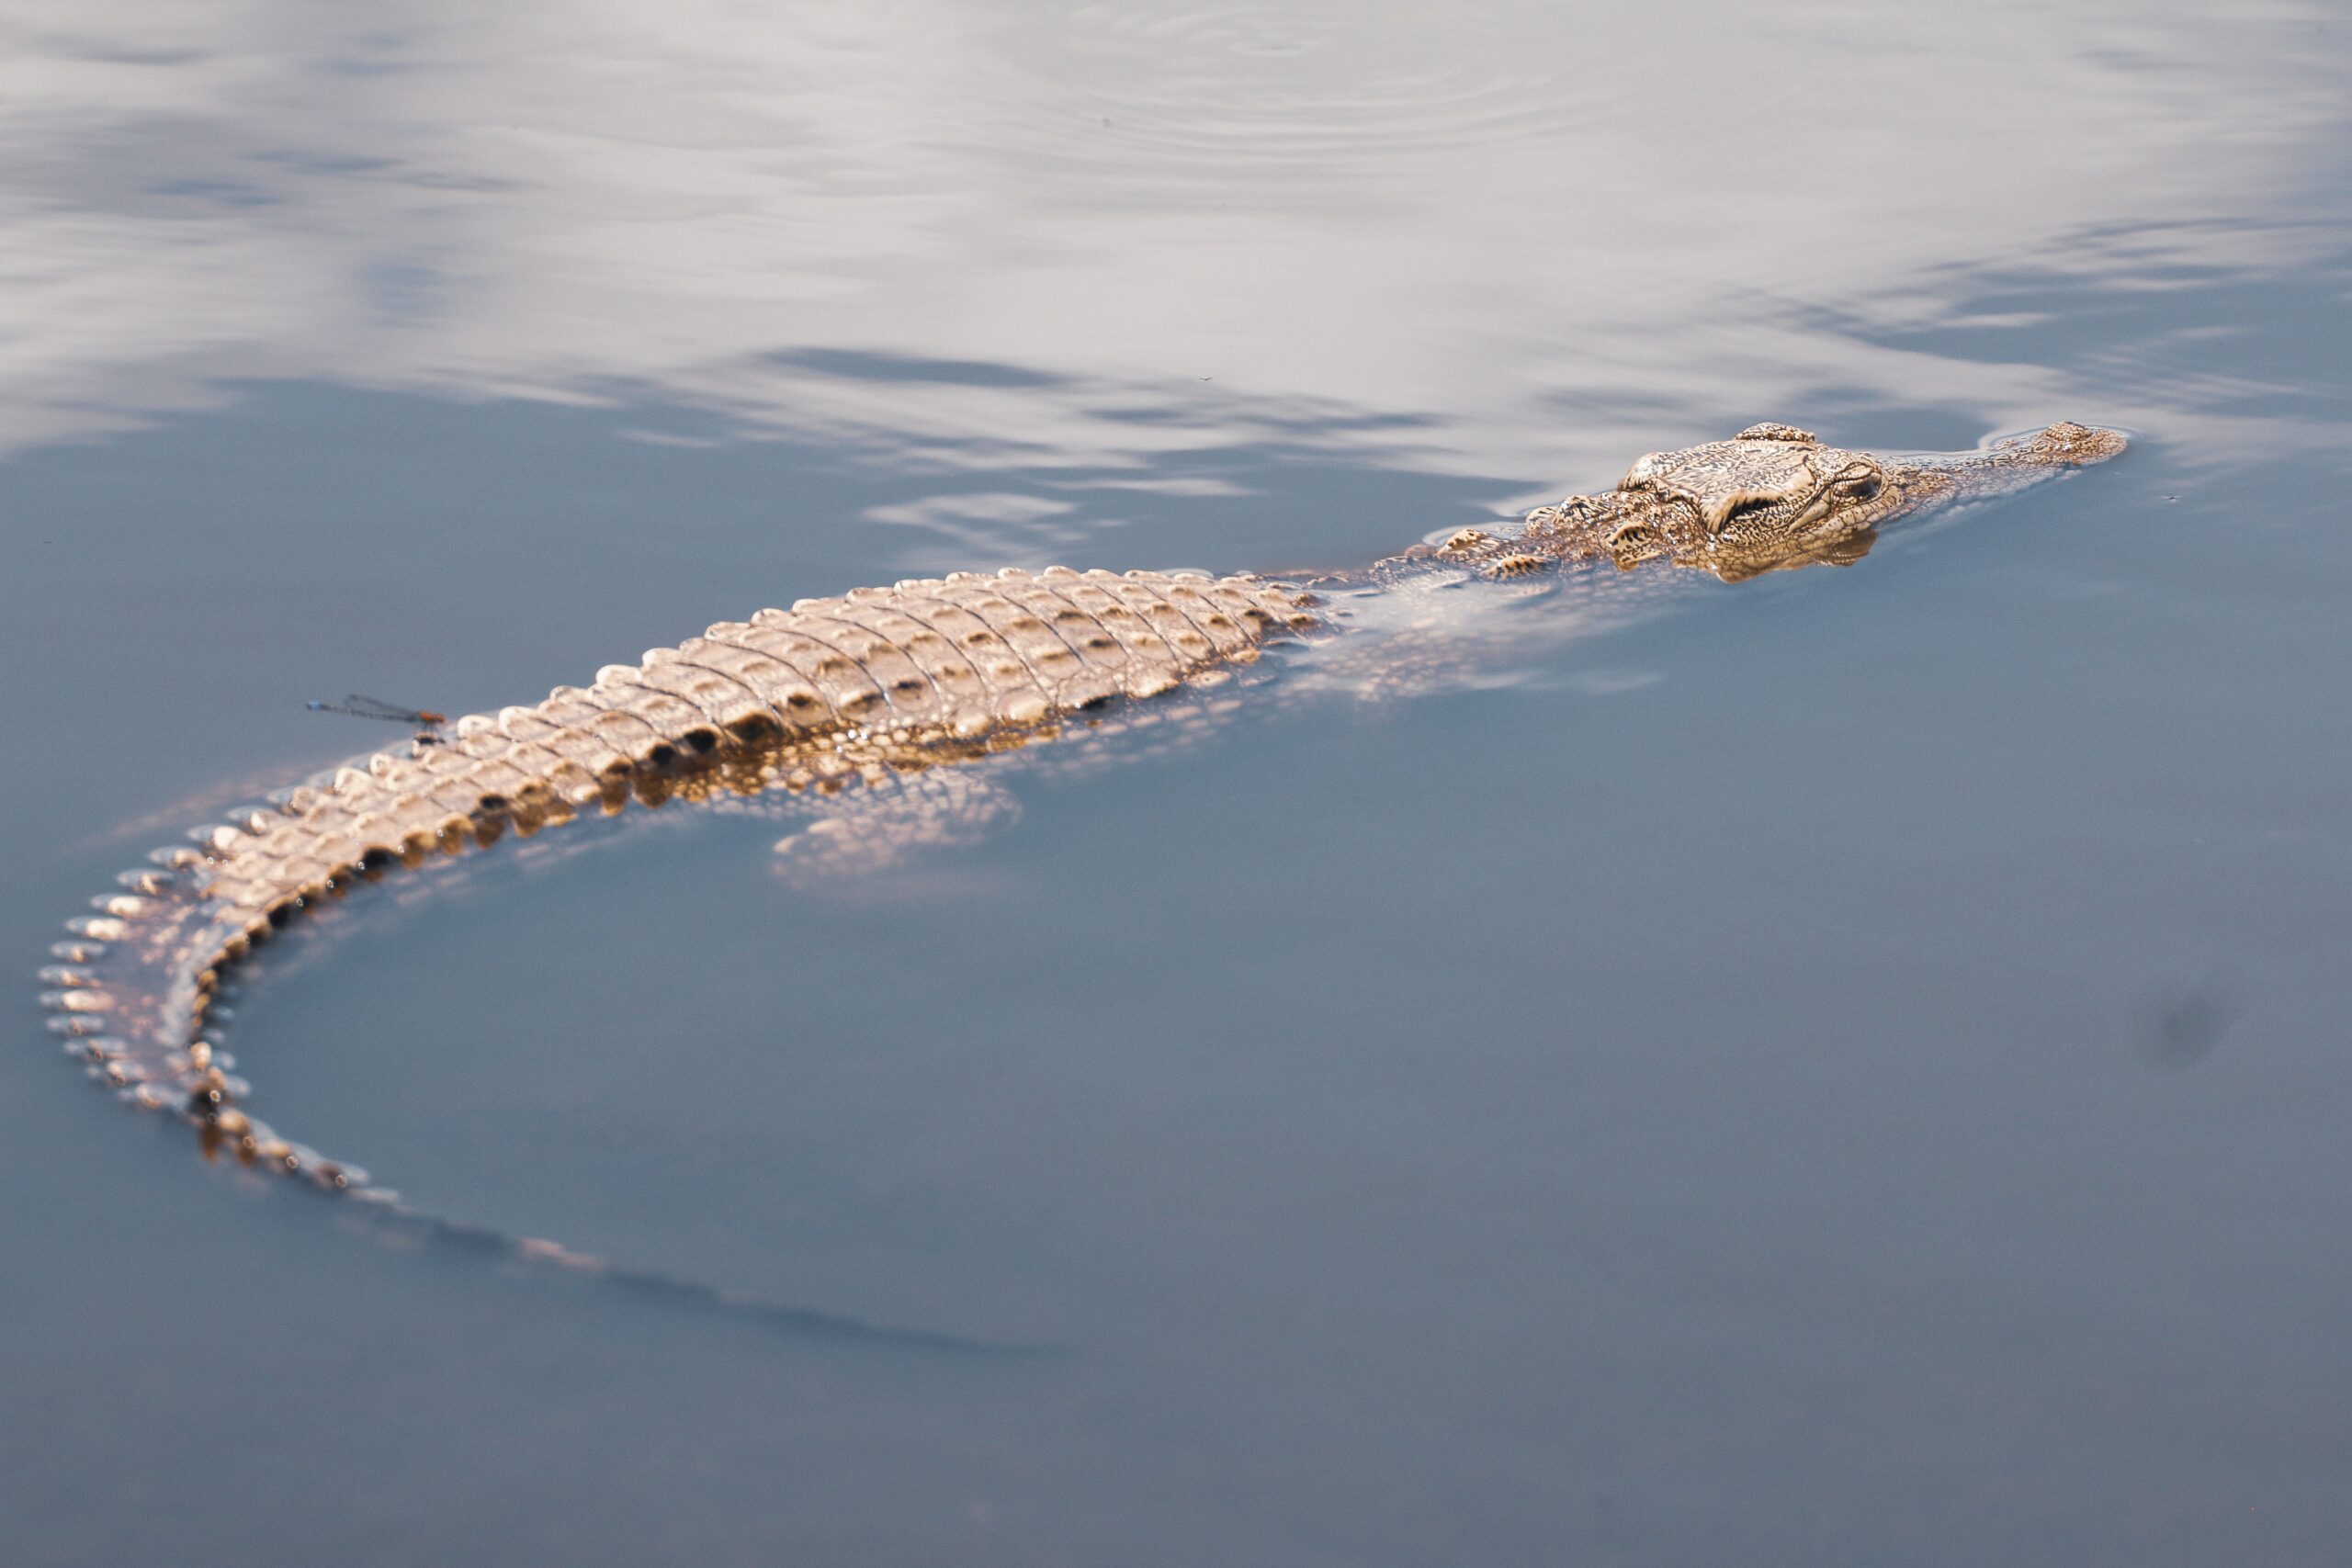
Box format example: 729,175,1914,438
0,0,2340,482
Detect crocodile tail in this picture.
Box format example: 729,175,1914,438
38,843,1015,1348
43,847,271,1156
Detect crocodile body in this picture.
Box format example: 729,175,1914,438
39,421,2125,1323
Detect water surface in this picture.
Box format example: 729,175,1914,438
5,4,2349,1563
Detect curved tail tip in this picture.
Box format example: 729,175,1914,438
2033,422,2129,465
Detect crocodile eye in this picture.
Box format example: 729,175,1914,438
1833,462,1883,501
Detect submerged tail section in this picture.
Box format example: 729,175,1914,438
42,802,1035,1347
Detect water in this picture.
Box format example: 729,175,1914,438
5,4,2349,1562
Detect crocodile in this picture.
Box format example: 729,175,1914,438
38,420,2126,1329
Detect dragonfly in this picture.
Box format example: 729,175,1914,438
306,694,447,744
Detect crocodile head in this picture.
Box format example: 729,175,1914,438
1605,421,2127,581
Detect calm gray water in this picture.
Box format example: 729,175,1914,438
5,5,2349,1563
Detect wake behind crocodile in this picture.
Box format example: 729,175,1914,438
37,422,2126,1338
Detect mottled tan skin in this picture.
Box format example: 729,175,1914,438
40,422,2124,1314
1384,419,2127,586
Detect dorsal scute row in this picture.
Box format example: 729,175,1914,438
180,568,1320,949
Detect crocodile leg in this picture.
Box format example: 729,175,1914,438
770,767,1022,888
